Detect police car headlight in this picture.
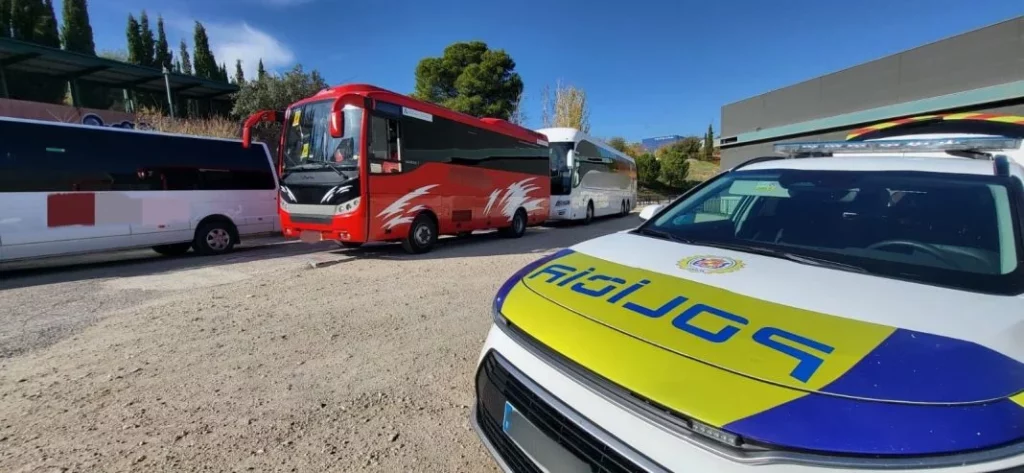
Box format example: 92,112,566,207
492,249,574,325
335,197,360,215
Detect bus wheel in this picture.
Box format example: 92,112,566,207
194,220,236,255
619,200,627,217
402,214,437,254
501,209,528,239
152,243,191,256
583,202,594,225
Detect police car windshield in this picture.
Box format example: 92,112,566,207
642,169,1024,295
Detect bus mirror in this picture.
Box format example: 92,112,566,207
241,110,279,149
328,98,345,138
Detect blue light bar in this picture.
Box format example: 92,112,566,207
774,137,1022,156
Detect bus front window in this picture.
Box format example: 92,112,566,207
549,142,573,196
282,101,363,173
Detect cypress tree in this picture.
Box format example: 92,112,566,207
10,0,43,41
234,59,245,85
37,0,60,47
179,40,192,75
257,59,266,80
192,21,218,79
126,14,144,65
0,0,11,38
703,124,715,161
139,11,154,68
154,16,172,70
60,0,96,54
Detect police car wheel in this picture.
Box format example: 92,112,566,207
402,214,437,254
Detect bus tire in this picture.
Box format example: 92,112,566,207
502,209,528,239
193,219,237,256
583,201,594,225
152,243,191,256
619,200,627,217
402,213,437,254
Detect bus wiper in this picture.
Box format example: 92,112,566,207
695,241,868,274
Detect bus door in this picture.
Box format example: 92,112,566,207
366,110,405,240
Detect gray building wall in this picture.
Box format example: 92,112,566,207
720,15,1024,169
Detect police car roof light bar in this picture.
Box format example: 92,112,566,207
774,137,1022,158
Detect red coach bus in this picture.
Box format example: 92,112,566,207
241,84,552,254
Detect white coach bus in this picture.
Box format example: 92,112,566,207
0,117,280,262
538,127,637,224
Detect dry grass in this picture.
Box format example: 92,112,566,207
135,107,241,140
686,158,721,182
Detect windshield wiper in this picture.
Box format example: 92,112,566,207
694,241,868,274
634,227,692,244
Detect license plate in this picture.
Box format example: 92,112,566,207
502,401,591,473
299,230,322,243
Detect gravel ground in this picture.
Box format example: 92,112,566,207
0,215,640,473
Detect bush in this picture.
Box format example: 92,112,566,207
136,107,239,139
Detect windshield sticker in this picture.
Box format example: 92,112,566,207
729,180,790,198
291,110,301,126
402,107,433,122
679,255,745,275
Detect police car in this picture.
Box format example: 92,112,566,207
471,129,1024,472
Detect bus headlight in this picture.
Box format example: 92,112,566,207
335,197,360,215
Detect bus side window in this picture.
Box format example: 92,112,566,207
369,115,402,174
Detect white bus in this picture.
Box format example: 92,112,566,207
538,127,637,223
0,117,280,263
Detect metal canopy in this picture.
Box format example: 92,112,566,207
0,37,238,100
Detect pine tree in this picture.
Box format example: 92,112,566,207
0,0,12,38
59,0,95,54
257,59,266,80
218,63,228,83
154,16,172,70
179,40,192,75
234,59,245,85
126,14,144,65
191,21,218,79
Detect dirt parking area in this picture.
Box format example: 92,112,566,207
0,216,639,473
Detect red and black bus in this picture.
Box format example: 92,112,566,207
242,84,551,253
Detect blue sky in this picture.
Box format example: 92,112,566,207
54,0,1024,141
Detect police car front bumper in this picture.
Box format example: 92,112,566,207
471,323,1024,473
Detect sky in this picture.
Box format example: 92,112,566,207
52,0,1024,142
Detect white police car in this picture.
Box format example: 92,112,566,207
472,134,1024,472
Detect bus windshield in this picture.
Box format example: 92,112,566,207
549,142,573,196
282,100,363,172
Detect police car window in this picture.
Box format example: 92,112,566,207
645,169,1023,295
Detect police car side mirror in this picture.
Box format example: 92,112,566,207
638,204,663,221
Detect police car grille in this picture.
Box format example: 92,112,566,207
476,353,647,473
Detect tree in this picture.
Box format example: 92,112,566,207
179,40,192,75
702,124,715,161
10,0,42,42
6,0,64,104
138,11,154,67
191,21,218,79
257,59,266,80
540,80,590,133
60,0,95,54
0,0,10,38
412,41,523,120
656,140,693,187
37,0,59,47
125,14,144,65
507,91,526,125
636,153,661,188
233,59,245,85
98,49,127,62
606,137,628,154
154,16,172,70
231,64,329,118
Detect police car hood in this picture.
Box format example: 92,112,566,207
505,232,1024,454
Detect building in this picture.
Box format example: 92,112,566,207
719,15,1024,169
641,135,685,151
